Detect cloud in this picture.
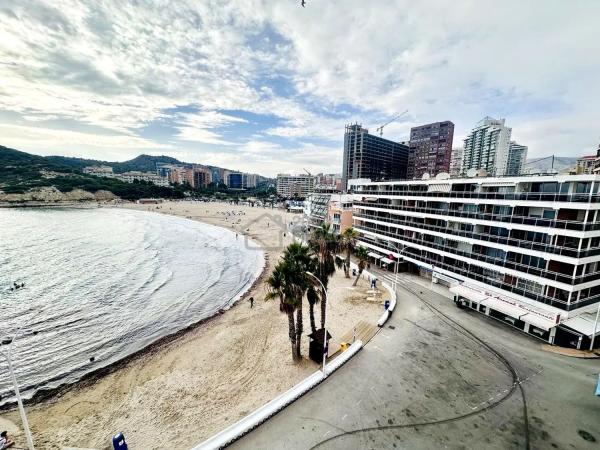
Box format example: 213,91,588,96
0,0,598,174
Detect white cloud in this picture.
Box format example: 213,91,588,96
0,0,599,173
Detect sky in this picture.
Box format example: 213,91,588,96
0,0,598,177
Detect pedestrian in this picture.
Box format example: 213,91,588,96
249,296,254,308
0,431,14,449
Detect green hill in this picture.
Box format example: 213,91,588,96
0,146,184,200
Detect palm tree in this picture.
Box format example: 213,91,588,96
353,245,370,286
265,242,314,361
265,261,300,360
339,227,360,278
308,223,339,329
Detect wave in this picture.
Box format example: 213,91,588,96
0,207,263,406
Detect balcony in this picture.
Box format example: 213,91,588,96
357,235,599,311
353,212,600,259
354,201,600,231
354,189,600,204
355,223,600,286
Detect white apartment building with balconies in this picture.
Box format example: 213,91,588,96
350,174,600,349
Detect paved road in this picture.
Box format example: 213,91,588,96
230,272,599,450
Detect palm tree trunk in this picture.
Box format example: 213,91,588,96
353,269,362,286
287,310,298,360
295,302,303,358
320,287,327,329
309,303,317,333
345,248,351,278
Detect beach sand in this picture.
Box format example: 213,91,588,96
1,201,383,450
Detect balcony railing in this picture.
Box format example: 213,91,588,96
357,235,599,311
353,212,600,259
355,224,600,285
354,189,600,203
354,201,600,231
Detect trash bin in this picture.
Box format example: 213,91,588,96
112,432,128,450
384,300,390,310
340,342,349,352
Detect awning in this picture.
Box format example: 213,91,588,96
561,313,600,337
449,285,488,303
368,252,382,259
428,183,451,192
481,297,524,318
380,257,394,265
480,181,517,187
520,313,555,332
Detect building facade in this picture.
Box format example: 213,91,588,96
228,172,245,189
276,174,315,198
342,124,409,191
449,147,464,177
462,117,512,176
350,175,600,348
407,121,454,179
117,171,170,187
506,142,528,176
576,156,596,174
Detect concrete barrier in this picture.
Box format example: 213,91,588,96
192,340,364,450
382,281,397,312
377,310,390,327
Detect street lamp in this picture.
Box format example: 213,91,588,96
387,241,406,292
0,327,35,450
306,271,329,375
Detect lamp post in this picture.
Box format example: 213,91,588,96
0,327,35,450
306,271,329,375
590,301,600,351
387,241,406,292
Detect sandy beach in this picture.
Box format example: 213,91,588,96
1,201,383,450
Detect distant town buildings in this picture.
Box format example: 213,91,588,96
342,123,409,191
506,142,528,176
461,117,513,176
83,166,169,187
276,174,315,198
315,173,343,191
83,166,114,177
449,147,464,177
407,121,454,179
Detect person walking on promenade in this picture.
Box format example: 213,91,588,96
249,296,254,308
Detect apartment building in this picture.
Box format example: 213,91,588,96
507,142,528,176
462,117,512,176
576,155,596,175
342,124,409,191
304,193,353,233
350,174,600,349
117,171,170,187
449,147,464,177
83,166,114,177
407,121,454,179
276,174,315,198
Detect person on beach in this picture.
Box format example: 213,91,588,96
0,431,14,449
249,296,254,308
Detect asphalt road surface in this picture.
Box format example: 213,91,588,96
230,273,600,450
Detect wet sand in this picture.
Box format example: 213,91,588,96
1,200,383,450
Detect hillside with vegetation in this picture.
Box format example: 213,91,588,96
0,146,184,201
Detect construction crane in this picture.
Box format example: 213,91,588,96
376,110,409,137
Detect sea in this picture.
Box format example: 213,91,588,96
0,206,263,405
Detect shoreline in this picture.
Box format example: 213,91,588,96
2,201,383,450
0,204,268,411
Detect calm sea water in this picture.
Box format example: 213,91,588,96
0,207,263,404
